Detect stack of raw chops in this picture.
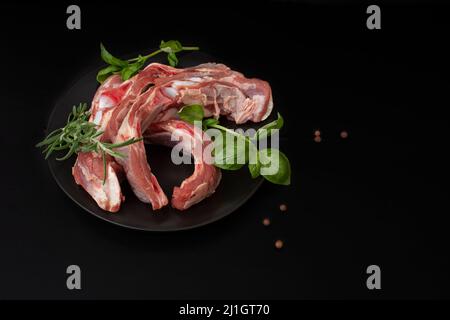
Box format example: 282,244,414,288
72,63,273,212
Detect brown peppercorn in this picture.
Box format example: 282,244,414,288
262,218,271,226
340,130,348,139
279,204,287,212
314,136,322,143
275,240,284,249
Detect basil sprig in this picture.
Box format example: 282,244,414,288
97,40,199,83
178,105,291,186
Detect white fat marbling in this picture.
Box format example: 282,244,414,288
93,111,103,125
171,80,195,88
99,95,115,109
164,87,178,98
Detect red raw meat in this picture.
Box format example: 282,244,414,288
74,62,273,212
72,64,179,212
72,75,124,212
145,120,221,210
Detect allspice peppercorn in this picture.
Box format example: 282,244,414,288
275,240,284,249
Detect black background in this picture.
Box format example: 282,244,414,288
1,1,449,299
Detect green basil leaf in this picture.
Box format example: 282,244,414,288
121,59,145,80
256,113,284,141
202,118,219,130
259,148,291,185
213,134,246,171
100,43,128,67
247,142,261,178
160,40,183,53
178,104,204,124
167,52,179,67
214,162,245,170
96,64,121,83
248,161,261,178
213,142,245,170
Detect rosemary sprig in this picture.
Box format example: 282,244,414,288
36,103,142,184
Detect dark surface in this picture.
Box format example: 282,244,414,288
0,2,449,299
47,52,263,231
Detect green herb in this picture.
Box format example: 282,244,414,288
178,104,204,124
255,113,284,140
201,118,219,130
120,56,146,81
100,43,128,67
177,105,291,185
97,40,200,83
96,65,121,83
248,160,261,179
36,103,142,184
258,148,291,185
212,136,247,171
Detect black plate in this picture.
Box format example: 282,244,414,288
46,52,265,231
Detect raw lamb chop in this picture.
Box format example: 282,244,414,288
153,63,273,124
74,62,273,212
113,64,273,210
113,87,171,209
72,75,124,212
72,64,180,212
145,120,222,210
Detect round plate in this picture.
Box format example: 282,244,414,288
46,52,265,231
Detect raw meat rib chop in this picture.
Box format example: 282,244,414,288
153,63,273,124
114,64,273,210
101,63,180,141
145,120,222,210
74,62,273,212
72,64,179,212
72,75,125,212
113,87,172,209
